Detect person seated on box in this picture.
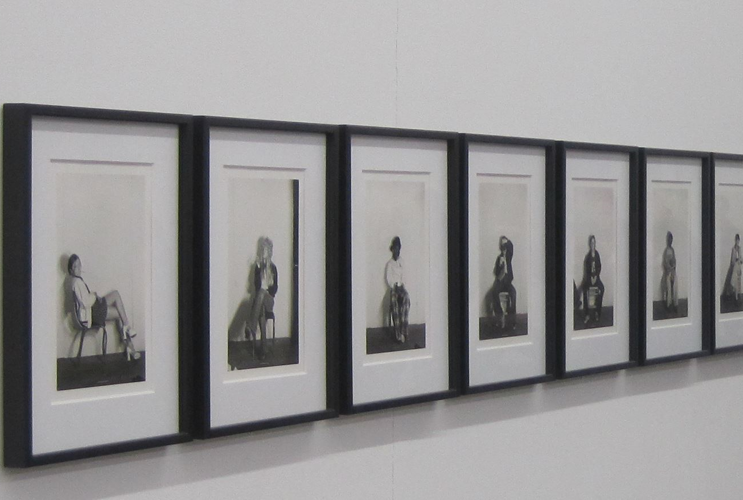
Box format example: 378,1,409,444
661,231,679,313
67,254,139,360
580,235,605,324
492,236,517,330
245,237,278,361
385,236,410,344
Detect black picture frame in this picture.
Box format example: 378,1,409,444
3,103,194,467
459,133,557,394
638,148,713,365
556,141,641,378
710,152,743,355
192,116,340,438
338,125,461,414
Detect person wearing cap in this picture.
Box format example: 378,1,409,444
385,236,410,343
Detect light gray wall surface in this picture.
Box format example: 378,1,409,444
2,1,743,498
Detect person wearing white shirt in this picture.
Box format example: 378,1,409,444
67,254,139,360
385,236,410,343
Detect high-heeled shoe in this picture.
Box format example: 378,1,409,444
121,325,141,361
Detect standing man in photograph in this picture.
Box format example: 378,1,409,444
661,231,678,313
386,236,410,343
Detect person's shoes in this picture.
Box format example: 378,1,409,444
123,325,137,339
121,326,140,361
584,314,590,324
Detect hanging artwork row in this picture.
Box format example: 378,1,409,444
3,103,736,467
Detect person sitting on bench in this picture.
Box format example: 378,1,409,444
580,235,605,324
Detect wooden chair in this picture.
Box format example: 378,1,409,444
244,310,276,359
265,310,276,348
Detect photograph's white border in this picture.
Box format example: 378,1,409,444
564,150,630,372
467,143,546,387
350,135,449,405
31,117,180,455
645,156,703,360
714,159,743,350
208,128,327,428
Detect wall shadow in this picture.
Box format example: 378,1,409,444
5,351,743,500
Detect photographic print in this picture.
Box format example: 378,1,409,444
717,183,743,315
56,170,148,391
226,176,299,370
561,144,636,376
201,120,336,436
344,128,455,412
4,104,190,466
364,176,428,355
643,151,707,363
650,183,690,321
477,178,528,341
572,181,616,331
465,138,553,391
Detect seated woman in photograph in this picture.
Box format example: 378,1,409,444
661,231,678,312
723,233,743,304
580,235,605,324
492,236,517,329
385,236,410,343
67,254,139,360
245,237,278,360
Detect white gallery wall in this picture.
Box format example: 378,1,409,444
2,1,743,499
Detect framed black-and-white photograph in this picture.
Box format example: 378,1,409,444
339,126,460,413
461,134,557,393
711,153,743,353
193,117,339,437
3,104,193,467
558,142,640,377
640,149,711,364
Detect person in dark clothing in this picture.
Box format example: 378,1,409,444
493,236,517,329
580,235,604,324
245,237,278,360
661,231,678,313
